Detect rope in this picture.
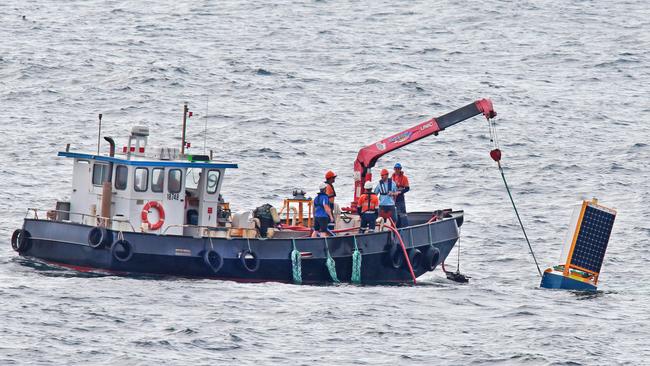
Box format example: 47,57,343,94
488,118,542,277
351,236,362,284
291,239,302,285
324,237,340,283
386,218,417,284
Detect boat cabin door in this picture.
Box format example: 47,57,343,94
198,169,222,228
162,168,186,235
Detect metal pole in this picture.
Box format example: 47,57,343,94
181,104,188,156
97,113,103,155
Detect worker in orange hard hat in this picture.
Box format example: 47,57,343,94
357,181,379,233
392,162,410,227
324,170,337,230
374,168,398,225
324,170,337,208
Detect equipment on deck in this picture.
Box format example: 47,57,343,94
351,99,496,207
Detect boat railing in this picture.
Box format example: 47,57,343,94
24,208,137,232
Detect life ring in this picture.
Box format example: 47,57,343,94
424,246,441,272
408,248,423,272
141,201,165,230
88,227,112,249
11,229,31,253
239,249,260,272
387,241,404,269
204,250,223,273
111,240,133,262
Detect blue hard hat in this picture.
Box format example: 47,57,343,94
394,163,402,169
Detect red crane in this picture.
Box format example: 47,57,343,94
351,99,497,208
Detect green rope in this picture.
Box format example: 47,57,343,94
290,239,302,285
351,236,362,284
324,238,340,283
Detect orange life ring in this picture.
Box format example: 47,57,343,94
141,201,165,230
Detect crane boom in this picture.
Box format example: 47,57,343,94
352,98,496,206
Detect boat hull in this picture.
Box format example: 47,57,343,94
15,212,463,284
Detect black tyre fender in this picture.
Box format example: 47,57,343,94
11,229,31,253
204,250,224,274
424,246,441,272
111,240,133,262
239,249,260,272
408,248,423,272
88,227,112,249
387,241,404,269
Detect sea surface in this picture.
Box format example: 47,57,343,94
1,1,649,365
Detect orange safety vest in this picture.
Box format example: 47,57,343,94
392,173,410,189
358,192,379,213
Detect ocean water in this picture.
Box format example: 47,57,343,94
1,0,650,364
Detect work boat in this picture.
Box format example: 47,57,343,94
11,99,496,285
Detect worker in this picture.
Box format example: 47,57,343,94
392,162,410,227
312,183,334,238
324,170,337,207
374,168,398,225
324,170,337,230
357,181,379,233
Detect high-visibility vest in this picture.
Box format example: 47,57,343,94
358,192,379,213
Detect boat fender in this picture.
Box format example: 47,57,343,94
204,250,224,273
408,248,423,272
11,229,31,253
387,241,404,269
141,201,165,231
239,249,260,272
87,227,112,249
111,239,133,262
424,246,441,272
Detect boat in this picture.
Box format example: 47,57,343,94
10,99,496,284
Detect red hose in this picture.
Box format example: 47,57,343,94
386,218,417,285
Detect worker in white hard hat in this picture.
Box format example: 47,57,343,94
312,183,334,237
357,181,380,233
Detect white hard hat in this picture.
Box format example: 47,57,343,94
319,183,327,191
364,181,373,190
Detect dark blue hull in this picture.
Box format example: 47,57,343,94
15,212,463,284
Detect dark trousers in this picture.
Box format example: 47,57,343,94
395,199,408,228
360,211,378,233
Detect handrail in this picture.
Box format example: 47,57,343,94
25,208,137,232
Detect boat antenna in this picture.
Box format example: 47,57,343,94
97,113,103,155
203,95,208,155
181,104,188,156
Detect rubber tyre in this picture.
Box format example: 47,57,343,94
204,250,224,274
239,249,260,273
11,229,31,253
408,248,423,272
111,240,133,262
424,246,441,272
88,227,111,249
388,242,404,269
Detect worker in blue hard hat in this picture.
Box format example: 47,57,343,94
392,163,410,227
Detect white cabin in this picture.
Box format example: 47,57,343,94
59,126,238,237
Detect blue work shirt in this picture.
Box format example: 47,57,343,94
314,192,330,218
374,179,397,206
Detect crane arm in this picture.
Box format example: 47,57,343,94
351,98,496,205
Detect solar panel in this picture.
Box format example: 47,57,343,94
569,203,616,274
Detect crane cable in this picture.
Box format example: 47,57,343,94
487,118,543,277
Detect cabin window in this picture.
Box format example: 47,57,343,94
115,165,128,190
206,170,221,194
151,168,164,193
168,169,182,194
185,168,200,190
134,168,149,192
92,163,109,186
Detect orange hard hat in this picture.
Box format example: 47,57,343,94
380,169,389,176
325,170,337,180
